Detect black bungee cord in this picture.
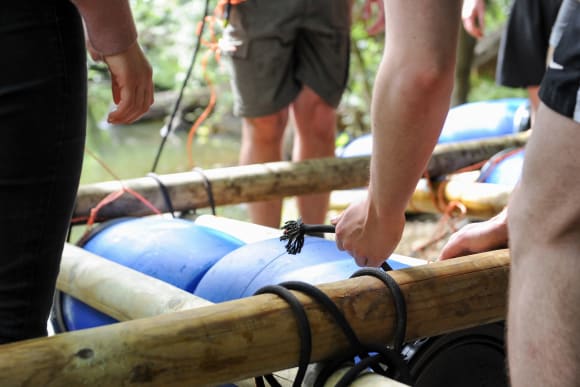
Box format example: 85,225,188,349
147,172,176,217
253,267,411,386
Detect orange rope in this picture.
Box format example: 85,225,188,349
186,16,221,170
72,149,163,240
415,149,521,259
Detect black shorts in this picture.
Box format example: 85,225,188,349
496,0,563,87
539,0,580,122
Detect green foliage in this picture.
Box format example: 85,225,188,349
131,0,216,90
469,74,527,102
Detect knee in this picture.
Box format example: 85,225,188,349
243,112,288,145
293,91,336,142
403,62,454,100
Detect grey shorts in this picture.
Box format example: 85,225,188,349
220,0,351,118
539,0,580,122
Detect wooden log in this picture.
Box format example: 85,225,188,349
58,244,293,387
0,250,509,386
408,179,511,219
57,244,212,322
73,132,528,222
330,178,512,220
427,130,528,178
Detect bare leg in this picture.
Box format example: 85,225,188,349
507,103,580,386
292,86,336,224
239,109,289,227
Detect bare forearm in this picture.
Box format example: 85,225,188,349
71,0,137,58
367,0,462,220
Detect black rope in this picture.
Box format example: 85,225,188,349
350,268,407,353
147,172,176,218
254,270,411,386
190,167,216,215
150,0,211,173
254,285,312,387
280,218,393,271
280,218,334,254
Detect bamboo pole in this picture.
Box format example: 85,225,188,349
0,250,509,386
73,132,528,222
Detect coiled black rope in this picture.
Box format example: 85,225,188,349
147,172,176,218
350,268,407,353
253,267,410,386
253,285,313,387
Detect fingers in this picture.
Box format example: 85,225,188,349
107,78,154,124
438,239,469,261
462,18,483,39
104,43,154,125
106,88,153,124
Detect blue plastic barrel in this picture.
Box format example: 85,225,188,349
194,236,416,303
438,98,529,144
477,147,525,187
57,216,245,331
337,98,530,158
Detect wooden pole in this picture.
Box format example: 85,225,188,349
408,179,511,219
330,178,512,220
428,131,528,177
73,132,528,222
57,244,212,322
58,244,293,387
0,250,509,386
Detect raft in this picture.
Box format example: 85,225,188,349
32,98,529,385
49,215,508,386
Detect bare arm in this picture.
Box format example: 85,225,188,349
71,0,153,124
333,0,462,267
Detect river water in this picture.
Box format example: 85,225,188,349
82,120,241,185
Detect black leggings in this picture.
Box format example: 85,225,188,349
0,0,86,343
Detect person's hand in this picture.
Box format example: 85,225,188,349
361,0,385,35
332,198,405,267
439,207,508,260
102,42,154,124
461,0,485,39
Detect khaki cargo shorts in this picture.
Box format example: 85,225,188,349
220,0,351,117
